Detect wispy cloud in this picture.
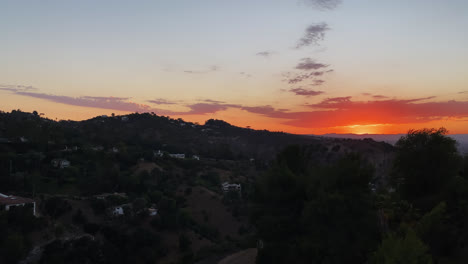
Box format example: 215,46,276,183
372,95,389,99
362,93,389,99
148,98,178,105
289,88,324,97
239,72,252,78
296,23,330,49
7,85,466,130
0,84,38,92
3,87,175,115
303,0,342,10
311,80,325,86
15,92,159,113
256,51,274,57
183,65,220,74
283,70,331,84
295,58,329,70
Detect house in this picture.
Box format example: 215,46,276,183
0,193,36,216
148,207,158,216
110,203,131,217
121,116,129,122
91,145,104,151
221,182,241,193
111,147,119,153
112,206,124,216
154,150,164,157
51,158,71,169
169,153,185,159
192,155,200,160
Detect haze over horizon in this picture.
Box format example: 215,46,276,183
2,0,468,134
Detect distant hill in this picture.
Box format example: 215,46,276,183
318,133,468,154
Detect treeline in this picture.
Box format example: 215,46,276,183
252,128,468,263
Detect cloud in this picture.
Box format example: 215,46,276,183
14,92,161,113
296,23,330,49
0,84,38,92
362,93,390,99
239,72,252,78
303,0,342,10
200,99,225,104
289,88,324,97
239,97,468,128
148,98,178,105
283,71,329,84
372,95,389,99
240,105,292,119
311,80,325,86
295,58,329,70
256,51,274,57
3,88,176,115
8,85,467,130
282,97,468,128
183,65,219,74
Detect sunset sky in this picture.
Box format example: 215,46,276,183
1,0,468,134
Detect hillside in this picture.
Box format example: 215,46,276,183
0,110,396,264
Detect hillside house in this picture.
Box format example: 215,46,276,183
0,193,36,216
110,203,131,217
221,182,241,193
112,206,124,216
121,116,129,122
169,153,185,159
148,207,158,216
51,158,71,169
192,155,200,160
91,145,104,151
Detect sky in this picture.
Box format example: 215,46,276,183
1,0,468,134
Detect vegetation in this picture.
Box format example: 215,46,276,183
253,128,468,263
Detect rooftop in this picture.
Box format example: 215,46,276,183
0,193,35,205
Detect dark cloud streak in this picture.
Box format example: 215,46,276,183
296,23,330,49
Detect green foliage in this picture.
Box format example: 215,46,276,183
393,128,462,210
371,228,432,264
253,146,379,264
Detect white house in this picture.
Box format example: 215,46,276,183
91,145,104,151
112,206,124,216
0,193,36,216
121,116,129,122
154,150,164,157
169,153,185,159
51,159,71,169
221,182,242,193
148,207,158,216
192,155,200,160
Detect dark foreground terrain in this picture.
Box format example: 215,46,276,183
1,110,467,264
